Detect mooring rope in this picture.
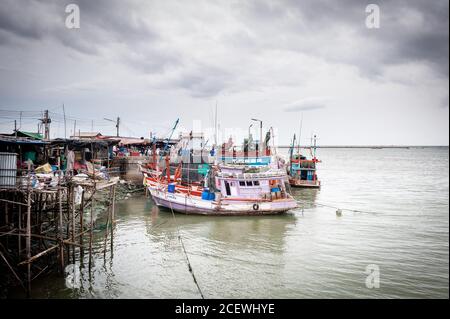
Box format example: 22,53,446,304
168,200,205,299
296,199,382,215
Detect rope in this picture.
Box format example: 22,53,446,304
167,200,205,299
296,199,382,215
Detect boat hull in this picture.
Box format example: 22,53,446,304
148,187,298,216
289,179,321,189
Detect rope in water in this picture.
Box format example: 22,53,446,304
296,199,382,215
168,200,205,299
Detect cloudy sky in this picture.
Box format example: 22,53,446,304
0,0,448,145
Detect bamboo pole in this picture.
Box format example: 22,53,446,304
18,199,21,257
103,187,112,260
26,164,32,297
111,184,115,253
37,193,42,252
0,198,29,206
66,186,71,264
0,250,26,292
89,191,94,272
71,186,76,264
58,171,64,274
18,244,59,266
111,184,116,225
0,231,65,242
31,265,49,281
80,189,84,259
4,200,9,250
4,201,8,225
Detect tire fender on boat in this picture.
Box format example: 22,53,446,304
253,203,259,211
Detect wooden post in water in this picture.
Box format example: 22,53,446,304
103,187,112,260
80,190,84,260
4,201,8,250
18,201,21,257
66,187,70,264
37,193,43,252
71,185,76,264
89,191,94,272
58,171,64,274
26,163,32,297
89,144,95,273
4,201,8,228
111,184,115,252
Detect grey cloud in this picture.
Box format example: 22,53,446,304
0,0,448,100
0,0,49,41
237,0,449,78
0,0,159,55
169,65,233,98
284,98,328,112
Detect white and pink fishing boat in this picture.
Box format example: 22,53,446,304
141,158,298,216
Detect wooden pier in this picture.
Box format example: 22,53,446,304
0,168,117,297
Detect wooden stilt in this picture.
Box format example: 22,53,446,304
89,193,94,272
5,202,8,226
80,189,84,260
103,188,111,260
0,158,120,296
111,184,115,253
0,250,26,292
71,186,76,264
58,172,64,274
18,200,21,257
26,165,32,297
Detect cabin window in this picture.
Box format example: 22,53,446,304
238,180,260,187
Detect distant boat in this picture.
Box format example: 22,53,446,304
287,134,321,189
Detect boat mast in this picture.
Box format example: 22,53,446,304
165,155,171,182
162,118,179,158
313,134,317,160
152,137,157,169
214,101,218,147
297,113,303,158
289,134,296,177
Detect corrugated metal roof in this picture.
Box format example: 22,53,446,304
17,131,43,140
0,136,48,145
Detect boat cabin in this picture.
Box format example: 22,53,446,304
215,165,288,200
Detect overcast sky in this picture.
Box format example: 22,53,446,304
0,0,448,145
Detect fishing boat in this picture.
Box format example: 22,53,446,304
141,157,298,215
141,118,297,215
287,134,321,188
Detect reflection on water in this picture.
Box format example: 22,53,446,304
10,148,449,299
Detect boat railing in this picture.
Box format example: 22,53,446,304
216,170,287,179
